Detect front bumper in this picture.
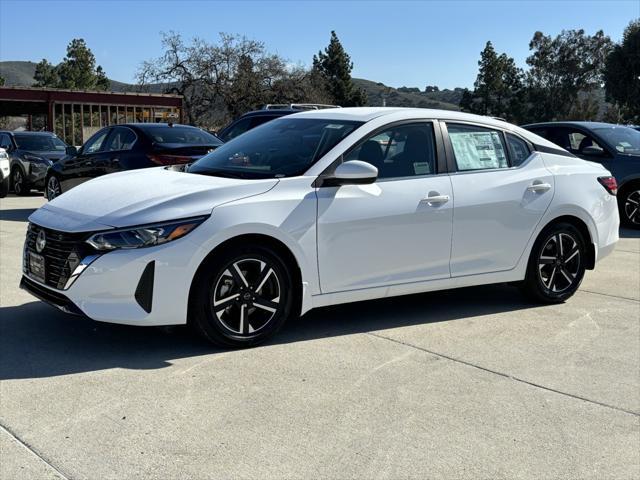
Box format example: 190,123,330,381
21,234,206,326
27,161,50,186
0,159,9,180
20,276,84,315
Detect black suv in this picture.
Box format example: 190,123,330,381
46,123,222,200
216,104,339,142
0,131,69,195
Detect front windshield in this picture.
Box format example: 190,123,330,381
593,126,640,155
189,118,362,178
14,134,67,152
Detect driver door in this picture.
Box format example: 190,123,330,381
316,122,453,293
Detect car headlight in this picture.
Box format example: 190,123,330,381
86,217,207,251
24,154,52,166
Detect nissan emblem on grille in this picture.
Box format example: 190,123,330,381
36,230,46,253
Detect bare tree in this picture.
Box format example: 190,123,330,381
138,32,331,128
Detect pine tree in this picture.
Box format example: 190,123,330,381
460,42,524,122
57,39,107,90
312,31,367,106
33,59,59,87
604,19,640,122
33,39,110,91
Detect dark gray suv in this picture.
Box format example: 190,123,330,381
523,122,640,228
0,131,69,195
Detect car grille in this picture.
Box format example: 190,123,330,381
24,224,96,290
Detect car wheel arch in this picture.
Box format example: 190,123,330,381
618,177,640,197
538,215,595,270
187,233,304,324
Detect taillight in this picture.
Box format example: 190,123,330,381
147,154,193,165
597,176,617,195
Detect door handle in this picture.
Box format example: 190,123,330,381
422,194,450,205
527,181,552,193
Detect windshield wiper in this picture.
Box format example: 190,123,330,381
192,168,248,179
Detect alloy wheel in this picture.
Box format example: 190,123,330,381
624,190,640,226
538,233,581,293
12,169,23,195
47,176,62,200
211,257,281,336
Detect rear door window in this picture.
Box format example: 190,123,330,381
447,124,508,171
105,127,137,151
83,129,110,154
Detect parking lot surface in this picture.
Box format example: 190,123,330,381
1,194,639,480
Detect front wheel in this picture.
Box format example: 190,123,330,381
521,222,586,303
46,174,62,201
11,167,29,196
620,188,640,229
190,244,295,348
0,176,8,198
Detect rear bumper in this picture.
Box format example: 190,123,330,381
20,275,84,315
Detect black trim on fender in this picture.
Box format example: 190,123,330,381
20,275,84,315
135,261,155,313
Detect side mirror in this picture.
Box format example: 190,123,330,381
65,146,78,156
581,146,605,157
321,160,378,187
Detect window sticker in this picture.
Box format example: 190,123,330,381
450,131,507,170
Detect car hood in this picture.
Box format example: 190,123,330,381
29,167,279,232
20,149,67,162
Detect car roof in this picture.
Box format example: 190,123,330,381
238,110,297,119
522,121,622,130
289,107,517,126
118,123,200,129
0,130,57,136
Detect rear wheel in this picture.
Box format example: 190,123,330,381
11,167,29,196
190,244,295,348
620,187,640,229
521,222,586,303
46,174,62,201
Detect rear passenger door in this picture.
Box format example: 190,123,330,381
444,123,553,276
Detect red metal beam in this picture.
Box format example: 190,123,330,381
0,86,182,108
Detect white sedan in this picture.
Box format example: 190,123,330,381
21,108,619,347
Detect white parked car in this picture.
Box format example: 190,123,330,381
0,147,10,197
21,108,619,347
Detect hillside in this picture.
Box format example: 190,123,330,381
0,61,38,86
353,78,462,110
0,61,462,110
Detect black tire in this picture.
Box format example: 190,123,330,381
0,177,8,198
520,222,587,303
11,166,29,196
46,174,62,201
619,187,640,229
190,244,295,348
